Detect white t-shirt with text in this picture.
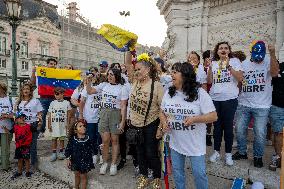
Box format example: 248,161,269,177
238,56,272,108
95,82,129,109
0,97,13,133
196,64,207,84
18,98,43,124
48,100,71,137
81,89,101,123
209,58,243,101
161,88,216,156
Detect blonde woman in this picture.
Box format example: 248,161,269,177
15,83,43,169
125,52,164,189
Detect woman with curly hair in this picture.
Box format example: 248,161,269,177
160,62,217,189
207,42,243,166
125,51,164,189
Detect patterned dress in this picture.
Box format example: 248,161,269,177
65,135,95,173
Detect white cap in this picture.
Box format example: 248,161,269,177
251,182,264,189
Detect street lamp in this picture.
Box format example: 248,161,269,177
4,0,22,97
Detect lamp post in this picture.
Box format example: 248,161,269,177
4,0,22,97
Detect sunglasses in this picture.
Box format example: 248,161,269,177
54,92,62,95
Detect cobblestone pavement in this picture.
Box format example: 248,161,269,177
0,168,71,189
0,139,71,189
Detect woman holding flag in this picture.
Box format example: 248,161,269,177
160,62,217,189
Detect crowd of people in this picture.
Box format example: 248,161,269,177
0,40,283,189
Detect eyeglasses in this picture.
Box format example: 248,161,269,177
54,92,61,95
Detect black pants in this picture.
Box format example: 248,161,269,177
119,125,138,167
213,99,238,153
136,119,161,179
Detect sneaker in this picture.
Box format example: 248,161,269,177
254,157,263,168
206,135,212,146
99,155,103,165
225,153,234,166
11,172,22,180
269,155,281,171
50,153,57,162
209,150,220,163
109,164,117,176
134,166,140,177
232,151,248,160
99,163,108,175
147,168,154,180
126,155,133,160
37,132,44,139
117,159,126,170
26,172,32,178
57,152,66,160
92,155,98,165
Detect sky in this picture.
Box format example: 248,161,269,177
45,0,168,47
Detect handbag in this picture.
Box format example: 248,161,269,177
126,79,155,145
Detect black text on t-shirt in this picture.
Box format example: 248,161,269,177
242,70,266,93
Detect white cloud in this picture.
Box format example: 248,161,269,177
45,0,167,47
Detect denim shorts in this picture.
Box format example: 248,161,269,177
270,105,284,133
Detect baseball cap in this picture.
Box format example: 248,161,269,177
15,112,26,119
250,40,266,62
99,60,108,67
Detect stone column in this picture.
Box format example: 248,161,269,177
276,0,284,62
157,0,206,63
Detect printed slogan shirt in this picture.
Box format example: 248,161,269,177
95,82,128,109
161,88,216,156
209,58,243,101
238,56,272,109
18,98,43,124
129,80,164,127
81,88,101,123
48,100,71,137
0,97,13,133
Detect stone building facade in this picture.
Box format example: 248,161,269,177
0,0,60,90
157,0,284,63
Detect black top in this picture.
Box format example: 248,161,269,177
272,63,284,108
65,135,95,173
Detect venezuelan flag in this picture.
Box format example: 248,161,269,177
97,24,138,52
36,67,81,97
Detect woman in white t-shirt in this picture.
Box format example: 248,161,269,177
0,82,14,170
188,51,207,90
207,42,243,166
14,83,43,168
160,62,217,189
86,68,128,176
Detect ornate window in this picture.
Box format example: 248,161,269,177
21,61,29,70
0,58,6,68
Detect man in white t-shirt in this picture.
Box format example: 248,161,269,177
232,41,279,168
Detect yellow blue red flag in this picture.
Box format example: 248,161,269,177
36,67,81,97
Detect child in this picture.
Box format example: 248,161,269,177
48,87,71,162
3,112,39,179
65,119,94,189
0,82,14,170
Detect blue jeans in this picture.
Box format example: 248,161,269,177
235,105,270,157
86,123,100,155
39,98,53,133
270,105,284,133
171,149,208,189
31,131,39,165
